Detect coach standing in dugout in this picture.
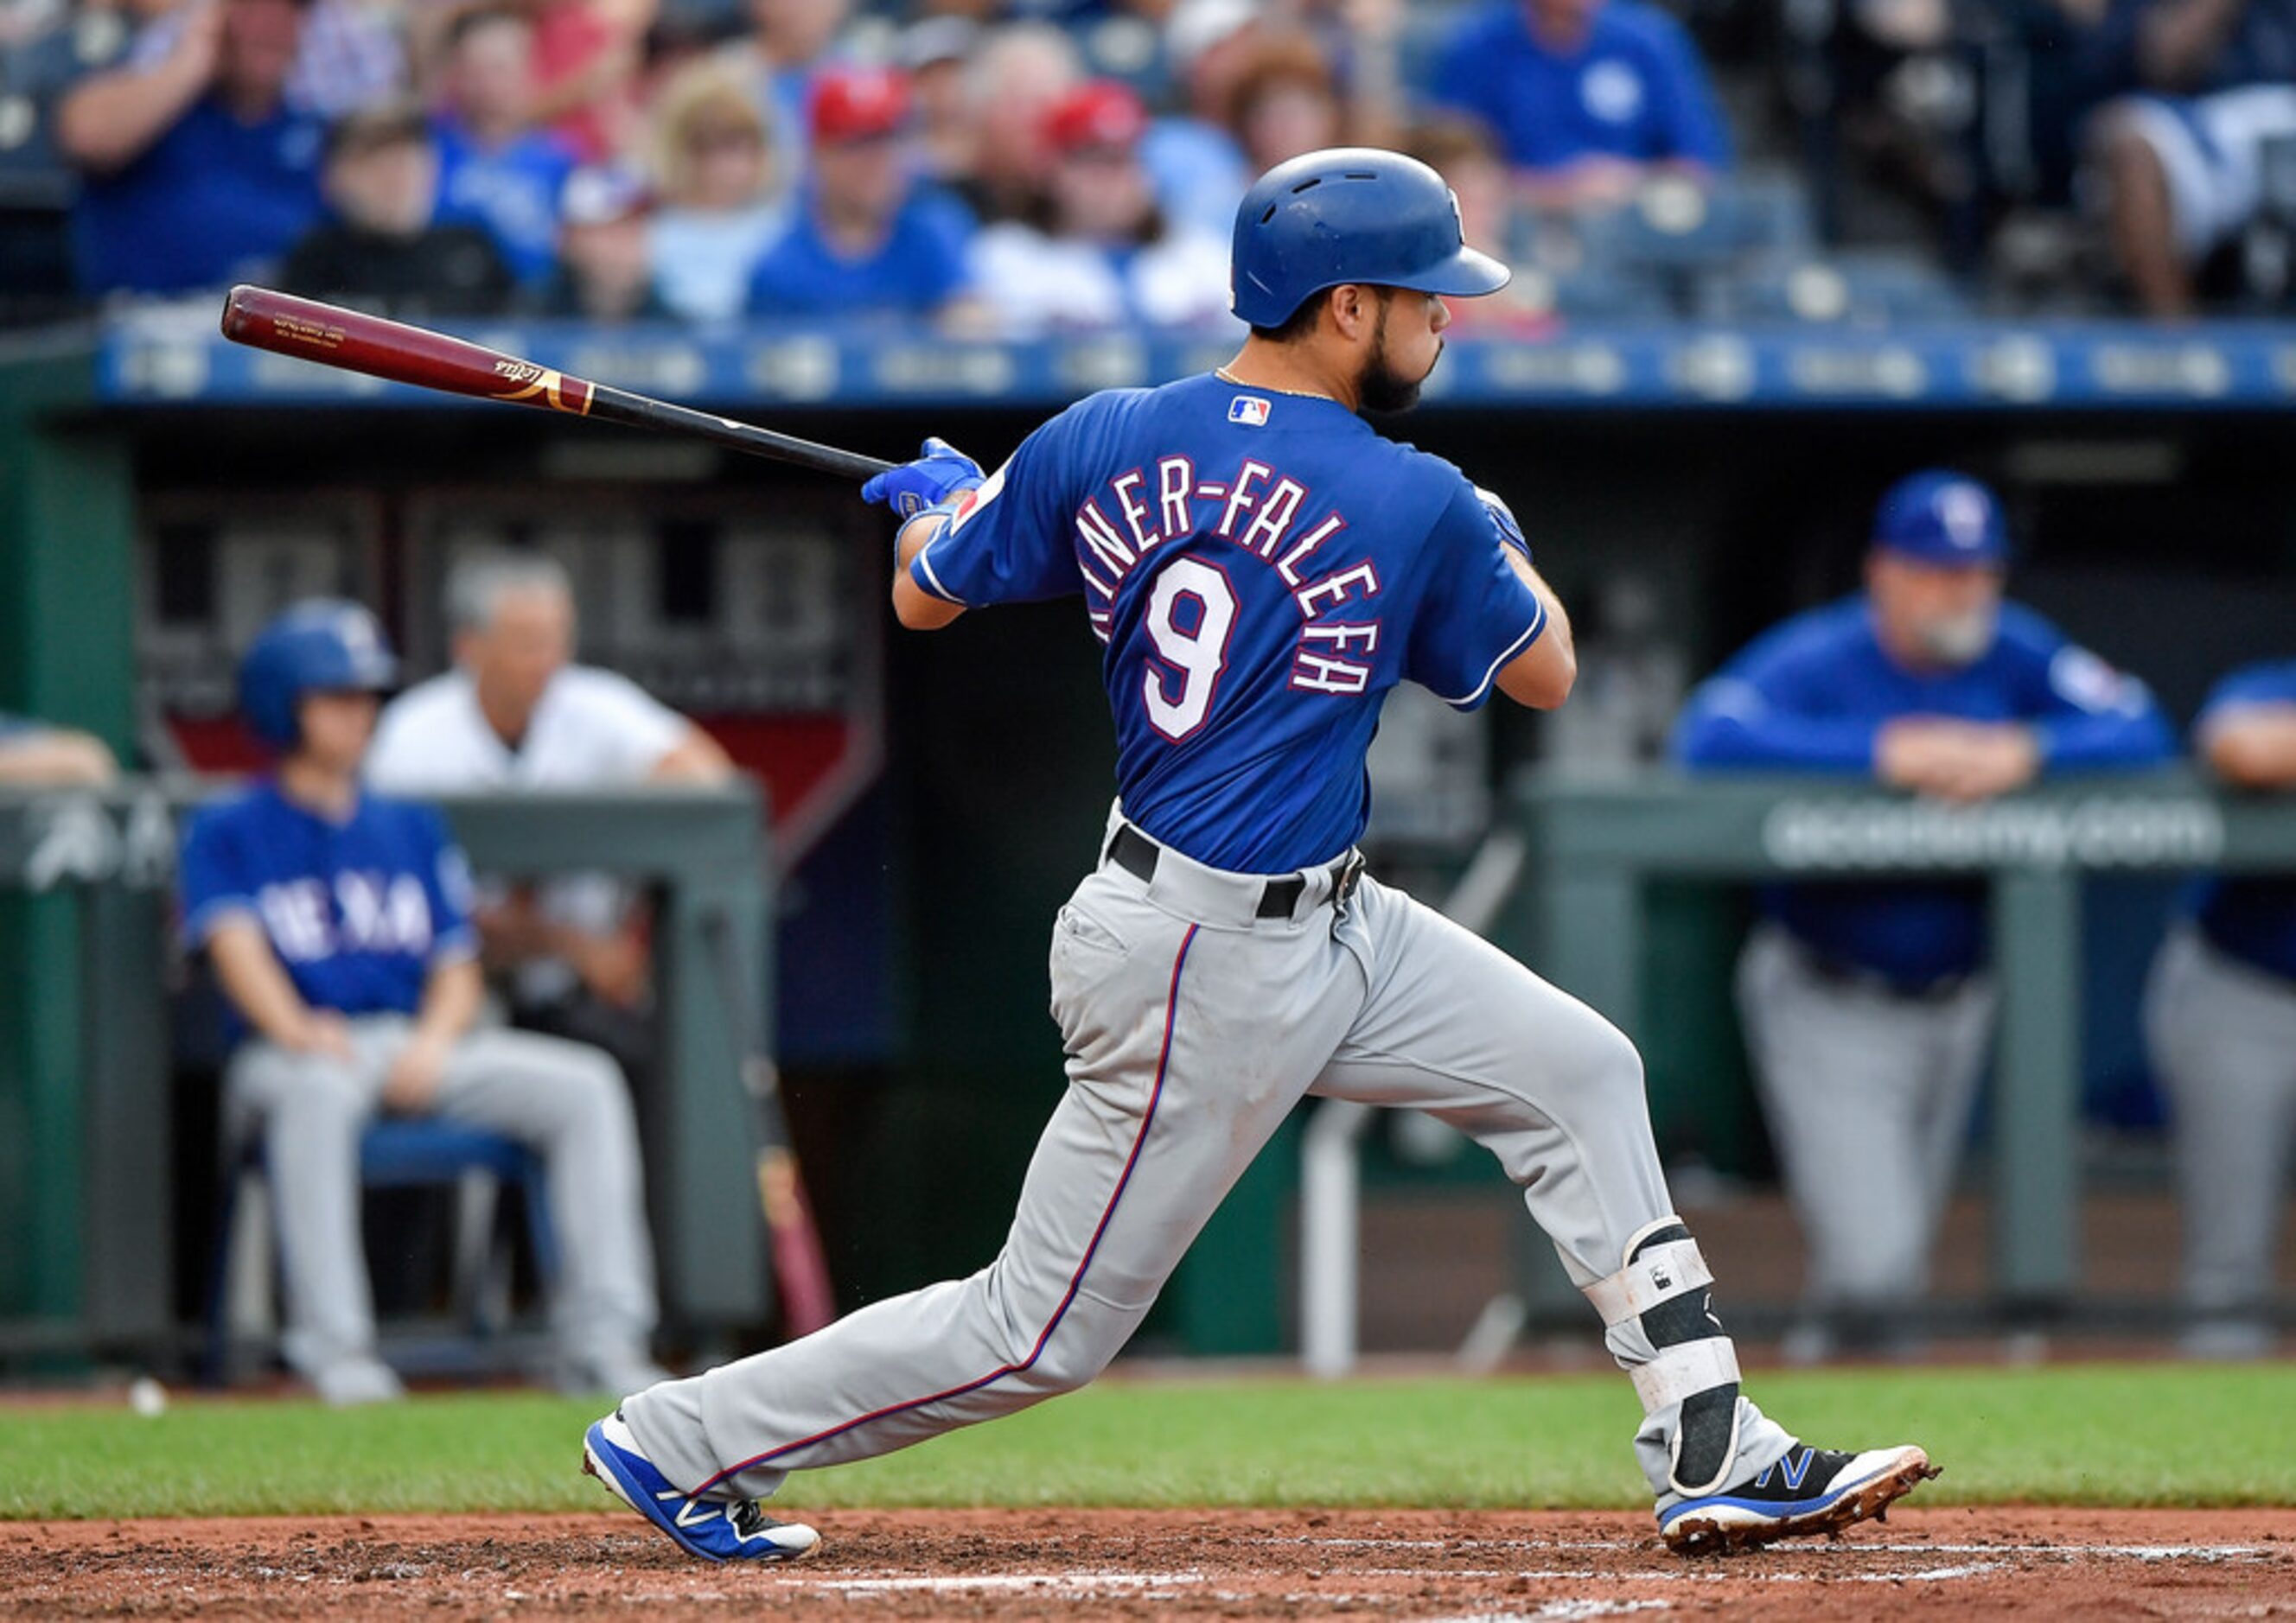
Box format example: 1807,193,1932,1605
179,601,666,1404
1673,473,2172,1359
2144,663,2296,1360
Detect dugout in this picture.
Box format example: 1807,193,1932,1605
3,315,2295,1363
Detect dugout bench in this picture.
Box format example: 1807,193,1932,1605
0,781,775,1363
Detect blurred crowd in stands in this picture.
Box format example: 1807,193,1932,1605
4,0,2295,331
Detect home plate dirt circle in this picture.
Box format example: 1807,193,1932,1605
5,1507,2293,1618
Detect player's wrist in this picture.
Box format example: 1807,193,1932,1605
894,504,959,561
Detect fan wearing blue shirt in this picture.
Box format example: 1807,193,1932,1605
430,7,578,286
1673,472,2172,1356
1433,0,1732,207
56,0,326,294
2144,659,2296,1359
179,601,666,1407
745,65,975,322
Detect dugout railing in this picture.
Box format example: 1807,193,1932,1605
1299,768,2288,1376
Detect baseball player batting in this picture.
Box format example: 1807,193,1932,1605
580,147,1938,1560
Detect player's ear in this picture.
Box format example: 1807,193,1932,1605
1327,283,1372,340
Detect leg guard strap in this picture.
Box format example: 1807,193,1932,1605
1593,1217,1744,1499
1584,1235,1714,1328
1626,1336,1741,1412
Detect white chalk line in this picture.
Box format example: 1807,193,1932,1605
1362,1563,2011,1585
1425,1605,1675,1623
798,1570,1208,1596
775,1538,2280,1605
1254,1537,2271,1561
779,1560,2020,1601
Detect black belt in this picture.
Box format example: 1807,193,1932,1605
1107,824,1362,919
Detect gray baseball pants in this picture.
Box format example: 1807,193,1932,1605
1736,923,1993,1313
2144,926,2296,1323
622,824,1792,1506
225,1015,659,1380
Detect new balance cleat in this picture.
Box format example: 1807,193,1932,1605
1659,1443,1939,1555
583,1410,820,1563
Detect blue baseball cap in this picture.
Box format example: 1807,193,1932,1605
1871,470,2007,566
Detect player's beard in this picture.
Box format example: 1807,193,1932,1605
1356,294,1438,415
1914,603,1999,666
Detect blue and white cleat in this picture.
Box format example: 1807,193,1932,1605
583,1410,820,1563
1659,1443,1939,1555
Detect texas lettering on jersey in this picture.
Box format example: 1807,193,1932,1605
257,870,437,962
1068,454,1380,699
178,782,479,1034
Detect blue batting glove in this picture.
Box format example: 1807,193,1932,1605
862,436,985,520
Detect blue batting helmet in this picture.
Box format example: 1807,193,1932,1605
1230,147,1510,328
238,599,399,750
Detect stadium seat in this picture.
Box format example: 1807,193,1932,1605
1575,172,1817,272
1507,264,1676,323
201,1118,558,1387
1701,251,1974,325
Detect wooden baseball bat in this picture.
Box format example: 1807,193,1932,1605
220,285,894,482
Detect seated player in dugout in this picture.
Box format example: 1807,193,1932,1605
1673,474,2173,1359
366,551,731,1078
178,601,667,1405
2144,659,2296,1362
580,147,1936,1566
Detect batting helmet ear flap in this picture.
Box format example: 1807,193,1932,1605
238,599,401,752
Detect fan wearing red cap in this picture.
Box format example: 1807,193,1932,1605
968,79,1234,336
744,64,979,322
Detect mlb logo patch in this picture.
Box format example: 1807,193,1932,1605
1228,395,1271,427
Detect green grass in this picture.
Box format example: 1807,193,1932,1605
1,1363,2288,1520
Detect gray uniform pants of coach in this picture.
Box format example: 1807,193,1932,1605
1737,923,1994,1314
2146,926,2296,1338
225,1015,659,1381
623,817,1746,1506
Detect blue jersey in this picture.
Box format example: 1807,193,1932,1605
1434,0,1731,174
746,185,973,320
433,118,577,285
1673,596,2172,983
909,372,1547,873
73,96,325,294
178,780,477,1040
2189,661,2296,979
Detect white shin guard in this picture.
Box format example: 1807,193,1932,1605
1585,1214,1743,1498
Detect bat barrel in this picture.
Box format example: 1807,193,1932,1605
220,285,892,481
221,284,597,414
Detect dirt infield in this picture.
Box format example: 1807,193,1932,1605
4,1506,2292,1619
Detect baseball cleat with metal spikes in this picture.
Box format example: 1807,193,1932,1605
1659,1443,1940,1555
